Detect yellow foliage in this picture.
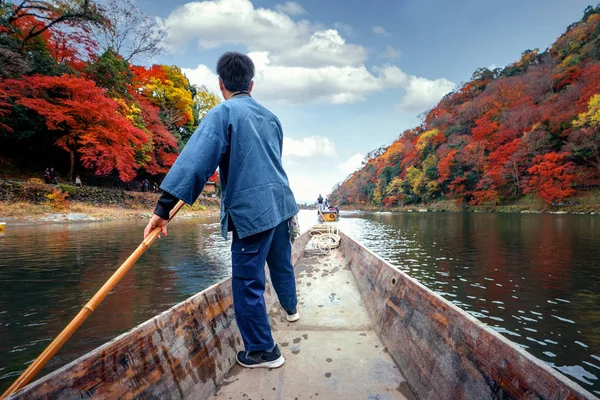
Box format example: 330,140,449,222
574,94,600,127
162,65,190,88
46,189,69,211
372,180,384,205
28,178,44,185
416,129,439,152
379,141,405,165
141,66,195,128
194,87,221,120
385,177,403,197
406,166,423,194
560,54,579,68
115,98,143,126
426,181,440,197
422,154,438,171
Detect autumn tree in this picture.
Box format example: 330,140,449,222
525,152,577,204
0,86,12,132
135,94,178,175
132,64,194,132
3,74,148,181
193,86,221,120
182,85,221,144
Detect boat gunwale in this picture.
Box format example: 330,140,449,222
338,230,597,399
7,278,237,399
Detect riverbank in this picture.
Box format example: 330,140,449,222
0,180,220,224
0,201,220,225
340,192,600,215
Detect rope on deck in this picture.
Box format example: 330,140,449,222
305,224,341,256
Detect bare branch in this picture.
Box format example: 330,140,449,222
92,0,165,62
4,0,108,46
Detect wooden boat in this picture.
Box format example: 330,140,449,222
6,229,596,399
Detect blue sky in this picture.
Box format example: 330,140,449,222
138,0,592,203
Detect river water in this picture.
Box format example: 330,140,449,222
0,210,599,395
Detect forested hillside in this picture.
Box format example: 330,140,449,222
331,5,600,206
0,0,220,185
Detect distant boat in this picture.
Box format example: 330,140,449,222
5,229,594,399
319,210,339,222
318,206,339,222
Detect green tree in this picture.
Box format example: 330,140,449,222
85,48,133,98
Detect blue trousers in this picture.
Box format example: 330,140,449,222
231,219,298,352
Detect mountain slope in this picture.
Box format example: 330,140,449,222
331,5,600,207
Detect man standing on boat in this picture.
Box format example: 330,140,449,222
143,52,299,369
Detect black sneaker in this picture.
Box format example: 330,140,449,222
282,307,300,322
236,345,285,368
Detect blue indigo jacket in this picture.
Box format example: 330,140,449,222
159,96,298,239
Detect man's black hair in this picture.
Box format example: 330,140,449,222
216,52,255,92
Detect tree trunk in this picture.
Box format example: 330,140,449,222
68,150,75,182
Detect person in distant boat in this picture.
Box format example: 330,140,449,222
317,194,324,211
144,52,299,370
75,175,82,187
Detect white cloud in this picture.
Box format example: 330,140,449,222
397,76,455,112
182,56,455,110
163,0,365,67
248,51,382,103
339,153,364,174
283,136,335,157
168,0,454,111
378,45,401,60
275,1,307,15
269,29,366,67
181,64,220,94
372,26,390,36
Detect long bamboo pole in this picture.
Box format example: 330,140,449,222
1,200,186,399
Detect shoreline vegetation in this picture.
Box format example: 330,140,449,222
303,190,600,215
2,181,598,226
0,180,220,225
337,191,600,215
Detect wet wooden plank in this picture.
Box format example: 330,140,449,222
339,231,596,400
